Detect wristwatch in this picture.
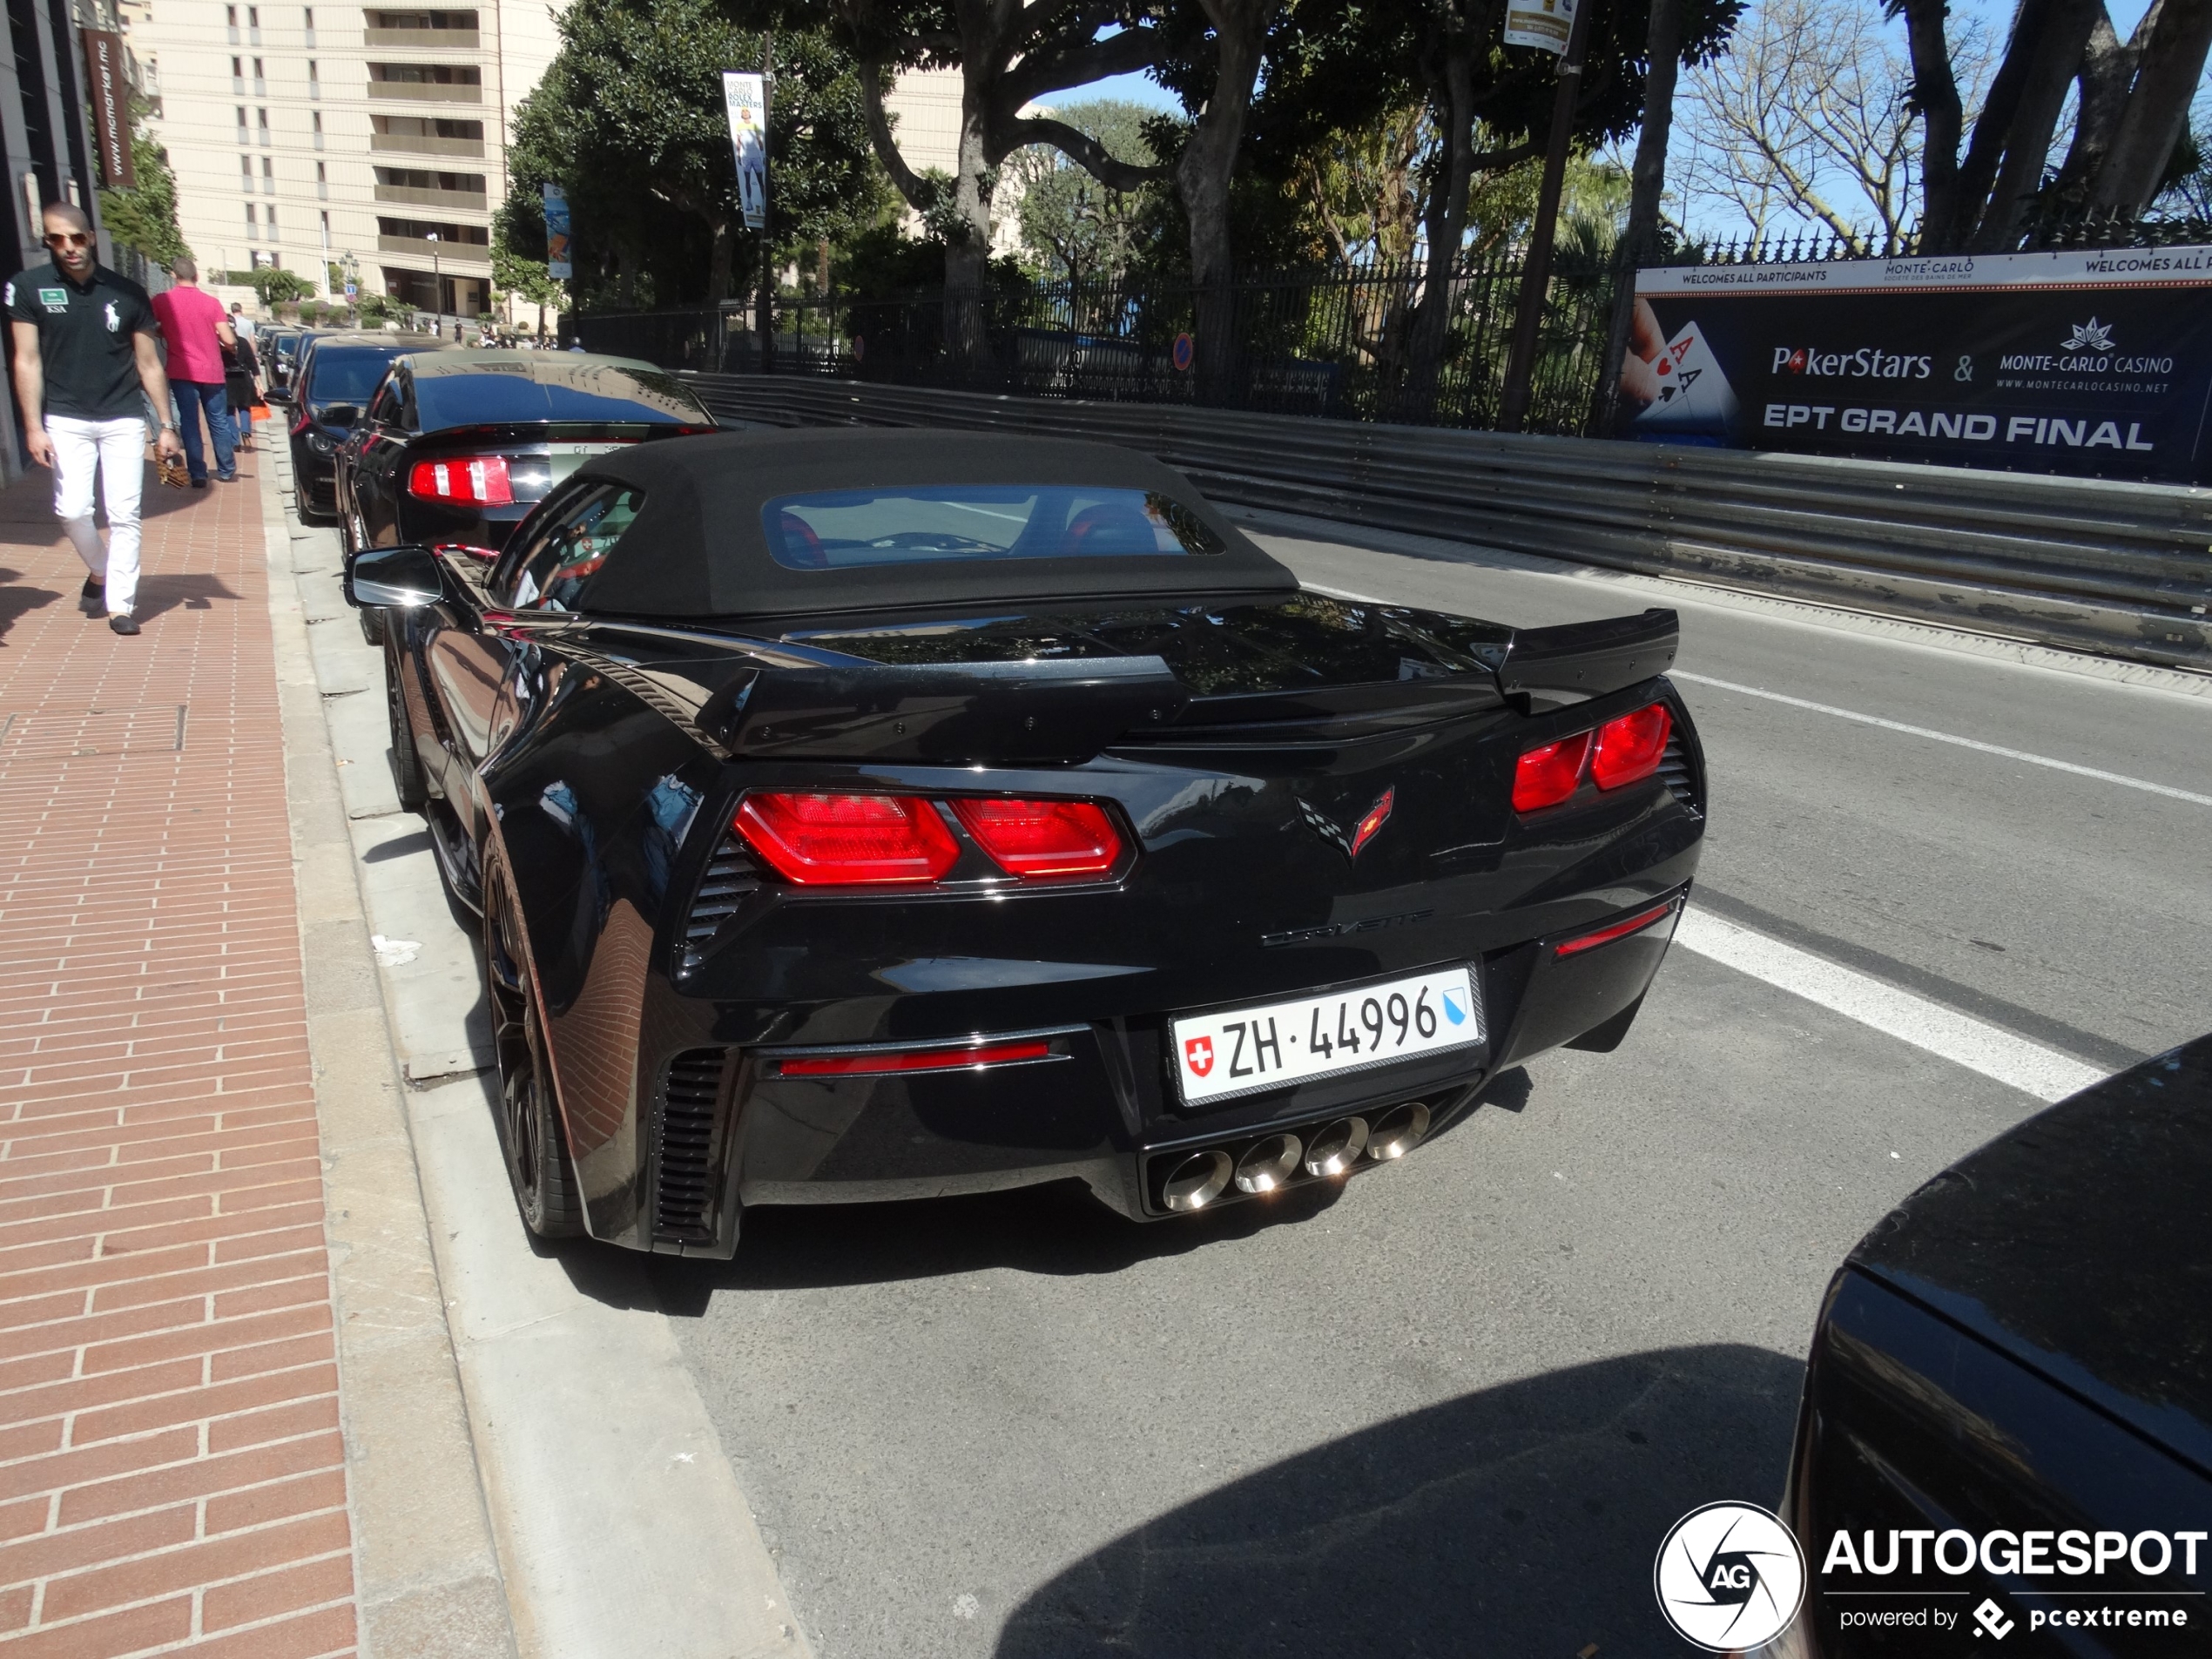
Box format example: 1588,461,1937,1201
158,423,178,433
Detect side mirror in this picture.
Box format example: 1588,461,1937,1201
349,543,444,609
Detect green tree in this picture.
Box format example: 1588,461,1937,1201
1004,99,1162,282
98,108,191,267
505,0,885,310
227,266,316,305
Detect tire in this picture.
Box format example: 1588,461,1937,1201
484,859,585,1238
360,604,387,647
385,642,428,811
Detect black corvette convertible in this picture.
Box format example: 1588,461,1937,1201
351,430,1707,1255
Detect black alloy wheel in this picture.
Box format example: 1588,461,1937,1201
384,643,428,811
483,860,585,1238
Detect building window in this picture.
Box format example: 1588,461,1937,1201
252,57,266,95
307,60,319,98
231,55,244,92
226,3,238,42
247,4,260,44
303,5,314,44
315,160,327,198
236,105,249,143
261,156,275,192
246,202,258,239
267,206,279,241
320,208,331,249
257,108,270,144
239,155,253,191
312,111,324,148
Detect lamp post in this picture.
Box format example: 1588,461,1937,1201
426,230,442,334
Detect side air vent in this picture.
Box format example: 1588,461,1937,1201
654,1048,731,1245
1656,726,1701,812
683,835,760,961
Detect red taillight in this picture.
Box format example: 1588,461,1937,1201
772,1039,1053,1078
1512,731,1592,813
1555,897,1680,956
734,792,960,886
408,455,514,506
950,798,1123,878
433,542,502,561
1591,703,1673,791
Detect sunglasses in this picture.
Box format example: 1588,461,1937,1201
44,232,91,248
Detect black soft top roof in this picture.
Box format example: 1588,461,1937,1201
565,428,1298,620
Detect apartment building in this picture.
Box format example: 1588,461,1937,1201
129,0,563,320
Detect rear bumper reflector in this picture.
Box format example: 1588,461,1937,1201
771,1039,1055,1078
1554,898,1682,958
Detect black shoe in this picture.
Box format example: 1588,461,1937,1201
80,577,105,615
108,612,140,636
81,576,104,598
190,477,208,489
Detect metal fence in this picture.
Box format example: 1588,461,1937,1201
576,251,1626,436
674,372,2212,674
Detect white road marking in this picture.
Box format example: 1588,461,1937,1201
1675,908,2108,1103
1671,671,2212,806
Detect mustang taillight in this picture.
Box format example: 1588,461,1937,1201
408,455,514,506
949,798,1122,877
732,792,1126,887
772,1039,1053,1078
1512,702,1673,812
1590,703,1672,791
734,792,960,886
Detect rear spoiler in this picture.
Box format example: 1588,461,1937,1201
700,654,1193,765
1497,609,1677,699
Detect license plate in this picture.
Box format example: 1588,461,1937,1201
1171,966,1483,1106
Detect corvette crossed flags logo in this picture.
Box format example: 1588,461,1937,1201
1299,787,1396,863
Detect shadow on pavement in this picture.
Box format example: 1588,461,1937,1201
994,1343,1804,1659
134,572,241,623
638,1069,1535,1310
0,569,59,644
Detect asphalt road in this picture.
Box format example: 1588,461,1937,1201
649,517,2212,1657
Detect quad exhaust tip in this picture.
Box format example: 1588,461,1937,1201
1302,1116,1370,1177
1366,1101,1430,1161
1162,1149,1234,1212
1234,1133,1303,1195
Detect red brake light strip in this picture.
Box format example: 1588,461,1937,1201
772,1039,1055,1078
1554,898,1682,957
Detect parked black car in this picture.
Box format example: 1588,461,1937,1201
337,350,714,568
1768,1035,2212,1656
263,327,310,401
349,428,1706,1257
288,333,446,523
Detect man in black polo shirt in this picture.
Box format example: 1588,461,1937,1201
6,203,184,635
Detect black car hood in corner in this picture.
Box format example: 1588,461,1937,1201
1849,1033,2212,1475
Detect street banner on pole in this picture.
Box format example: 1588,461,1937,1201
82,30,133,187
543,184,572,280
724,71,768,230
1503,0,1577,53
1615,245,2212,482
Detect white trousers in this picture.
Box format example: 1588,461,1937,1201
48,415,148,615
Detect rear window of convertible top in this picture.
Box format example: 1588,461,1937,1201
761,485,1225,570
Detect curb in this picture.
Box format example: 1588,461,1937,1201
261,462,518,1655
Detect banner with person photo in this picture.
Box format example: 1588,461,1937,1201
1613,246,2212,484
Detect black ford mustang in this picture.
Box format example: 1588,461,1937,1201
351,430,1707,1256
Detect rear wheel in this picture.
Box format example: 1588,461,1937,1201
385,644,428,811
484,860,584,1238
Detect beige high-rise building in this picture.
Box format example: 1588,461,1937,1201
126,0,565,323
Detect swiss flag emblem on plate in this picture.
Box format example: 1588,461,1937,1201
1184,1035,1214,1077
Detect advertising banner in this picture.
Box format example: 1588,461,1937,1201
1502,0,1577,52
1616,246,2212,482
723,71,768,230
82,30,132,189
543,183,571,280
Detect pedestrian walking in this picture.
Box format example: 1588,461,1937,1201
150,256,239,487
228,300,257,341
224,330,262,452
6,205,184,636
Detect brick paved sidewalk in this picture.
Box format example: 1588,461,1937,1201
0,450,357,1656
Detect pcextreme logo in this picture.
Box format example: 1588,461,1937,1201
1654,1501,1807,1651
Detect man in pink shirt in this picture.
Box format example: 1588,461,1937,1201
150,257,239,486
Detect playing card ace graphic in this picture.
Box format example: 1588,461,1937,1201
1634,321,1739,438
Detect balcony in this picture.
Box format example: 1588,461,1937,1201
374,183,486,211
369,131,483,158
365,26,479,47
377,233,489,268
367,79,480,103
